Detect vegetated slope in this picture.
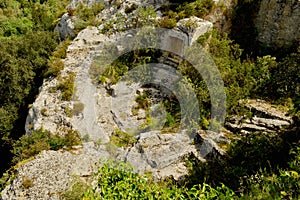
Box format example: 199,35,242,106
0,0,299,199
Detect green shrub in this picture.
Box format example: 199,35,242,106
73,2,105,31
158,17,177,29
56,72,76,101
64,106,73,118
62,176,91,199
176,0,215,19
52,39,71,59
82,159,237,199
44,58,65,78
110,129,137,148
135,93,150,110
165,112,176,127
241,145,300,199
12,129,81,164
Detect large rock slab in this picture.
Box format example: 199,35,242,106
226,99,292,134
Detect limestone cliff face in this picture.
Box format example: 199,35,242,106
2,2,220,198
255,0,300,49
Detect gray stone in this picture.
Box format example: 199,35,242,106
177,17,213,45
54,13,76,41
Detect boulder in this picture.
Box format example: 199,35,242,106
54,13,76,41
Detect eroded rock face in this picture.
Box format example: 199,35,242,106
119,130,226,180
16,14,219,199
255,0,300,49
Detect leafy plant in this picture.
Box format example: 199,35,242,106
73,102,85,116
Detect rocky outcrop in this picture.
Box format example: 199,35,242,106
16,5,220,198
1,129,225,199
177,17,213,45
255,0,300,49
226,99,292,135
117,130,225,180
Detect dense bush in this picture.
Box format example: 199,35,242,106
160,0,214,20
158,17,177,29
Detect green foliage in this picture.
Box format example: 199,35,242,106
64,106,73,118
73,3,105,31
158,17,177,29
0,0,66,174
165,112,176,127
135,93,150,110
161,0,214,20
266,50,300,100
0,17,33,36
0,31,58,148
133,6,157,28
196,31,211,46
0,0,69,35
110,129,137,148
82,159,237,199
178,0,215,18
91,49,159,85
52,39,71,59
240,145,300,199
12,129,81,164
44,58,65,78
